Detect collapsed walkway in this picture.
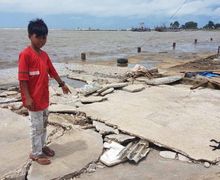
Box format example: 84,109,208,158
1,57,220,179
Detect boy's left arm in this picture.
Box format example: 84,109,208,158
54,76,71,94
47,57,71,94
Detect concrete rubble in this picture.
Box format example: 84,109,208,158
125,140,150,163
100,141,126,166
122,84,145,93
144,75,183,85
100,139,150,166
49,104,77,113
159,151,177,160
93,120,119,135
0,90,18,97
100,87,114,96
80,85,220,162
104,133,136,144
80,96,108,104
1,60,220,179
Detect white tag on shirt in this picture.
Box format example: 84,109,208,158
29,71,40,76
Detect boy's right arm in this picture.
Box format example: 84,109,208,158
20,80,34,110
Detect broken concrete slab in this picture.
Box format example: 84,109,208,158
122,84,145,93
159,151,177,160
0,108,30,178
104,133,136,144
49,104,77,113
100,141,127,166
0,101,22,110
78,83,102,96
27,128,103,180
97,83,128,94
101,87,114,96
0,97,20,104
177,154,191,162
125,140,150,163
81,96,108,104
80,150,220,180
93,120,119,135
144,75,183,85
0,90,18,97
79,85,220,162
101,140,150,166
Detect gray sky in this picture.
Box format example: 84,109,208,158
0,0,219,28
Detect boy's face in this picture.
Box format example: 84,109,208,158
29,34,47,49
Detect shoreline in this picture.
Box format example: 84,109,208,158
0,51,215,70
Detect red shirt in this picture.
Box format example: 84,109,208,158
18,46,58,111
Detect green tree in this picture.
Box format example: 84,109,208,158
170,21,180,28
184,21,198,29
203,21,215,29
173,21,180,28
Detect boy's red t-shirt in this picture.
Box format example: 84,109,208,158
18,46,58,111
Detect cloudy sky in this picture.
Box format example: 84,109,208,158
0,0,219,29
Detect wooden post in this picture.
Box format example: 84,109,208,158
194,39,197,44
81,53,86,60
172,42,176,50
137,47,141,53
218,46,220,55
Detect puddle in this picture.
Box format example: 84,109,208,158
50,77,87,88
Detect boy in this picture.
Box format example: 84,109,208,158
18,18,71,165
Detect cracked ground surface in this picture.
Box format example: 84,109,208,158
1,58,220,179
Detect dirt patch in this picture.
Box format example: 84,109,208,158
169,54,220,72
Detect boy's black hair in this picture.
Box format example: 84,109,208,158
28,18,48,37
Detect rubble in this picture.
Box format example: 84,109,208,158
122,84,145,93
104,133,136,144
100,141,127,166
204,162,211,168
100,140,150,166
77,82,102,96
125,140,150,163
1,57,220,179
79,85,220,162
159,151,177,160
101,87,114,96
93,120,119,135
0,97,21,104
49,104,77,113
0,90,18,97
177,154,191,162
97,82,128,94
144,75,183,85
80,96,108,104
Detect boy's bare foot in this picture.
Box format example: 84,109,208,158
42,146,55,157
29,154,51,165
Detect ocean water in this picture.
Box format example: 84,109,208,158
0,29,220,68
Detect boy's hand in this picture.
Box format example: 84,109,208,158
25,97,34,110
62,84,71,94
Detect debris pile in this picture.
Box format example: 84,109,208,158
183,71,220,90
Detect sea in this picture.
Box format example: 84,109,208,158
0,28,220,69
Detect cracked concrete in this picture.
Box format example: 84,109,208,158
0,108,30,179
1,62,220,179
79,84,220,162
78,150,220,180
0,104,103,179
27,128,103,180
